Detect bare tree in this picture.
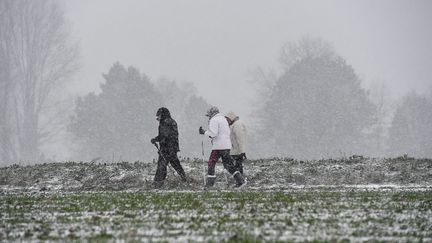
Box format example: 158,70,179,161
0,0,79,163
0,0,19,163
367,82,395,156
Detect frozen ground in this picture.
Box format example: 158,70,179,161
0,157,431,241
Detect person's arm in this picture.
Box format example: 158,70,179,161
205,118,218,138
158,121,171,143
236,123,247,153
151,126,162,144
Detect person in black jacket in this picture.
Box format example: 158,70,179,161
151,107,187,187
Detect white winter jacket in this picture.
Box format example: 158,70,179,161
226,112,247,155
204,113,232,150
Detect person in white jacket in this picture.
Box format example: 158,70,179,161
225,111,247,175
199,106,246,187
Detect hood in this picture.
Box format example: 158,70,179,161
226,111,238,121
156,107,171,120
205,106,219,118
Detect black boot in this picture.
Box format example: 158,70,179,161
233,171,246,187
237,161,244,175
206,175,216,188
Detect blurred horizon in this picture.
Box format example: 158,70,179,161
1,0,431,164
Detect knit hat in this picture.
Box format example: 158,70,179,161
225,111,238,121
205,106,219,118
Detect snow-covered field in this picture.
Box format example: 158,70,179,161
1,157,431,241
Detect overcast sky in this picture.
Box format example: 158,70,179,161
64,0,432,120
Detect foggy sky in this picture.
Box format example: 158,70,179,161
64,0,432,120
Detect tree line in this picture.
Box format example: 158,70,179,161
68,63,210,162
1,1,431,164
249,37,432,159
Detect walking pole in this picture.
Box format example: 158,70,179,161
201,140,206,186
154,143,176,177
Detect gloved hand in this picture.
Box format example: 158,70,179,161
240,153,247,160
150,138,157,144
199,126,205,135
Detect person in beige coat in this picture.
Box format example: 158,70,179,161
225,111,247,175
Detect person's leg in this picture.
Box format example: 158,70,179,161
221,150,237,174
154,154,168,186
206,150,220,187
168,152,187,182
232,155,244,175
221,150,244,186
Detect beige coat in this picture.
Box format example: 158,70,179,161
226,112,247,155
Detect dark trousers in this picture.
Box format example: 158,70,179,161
232,154,244,174
207,149,238,176
154,151,186,182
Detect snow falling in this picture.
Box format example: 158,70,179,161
0,0,431,242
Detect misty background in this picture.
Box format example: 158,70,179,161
0,0,431,165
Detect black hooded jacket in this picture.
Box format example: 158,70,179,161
154,107,180,153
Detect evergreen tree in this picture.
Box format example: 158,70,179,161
69,63,162,161
255,38,376,159
70,64,212,162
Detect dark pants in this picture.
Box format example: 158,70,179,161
207,149,238,176
154,150,186,182
232,154,244,174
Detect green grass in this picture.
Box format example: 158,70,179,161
1,190,431,241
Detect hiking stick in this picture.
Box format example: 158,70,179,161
223,168,229,186
201,140,206,186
